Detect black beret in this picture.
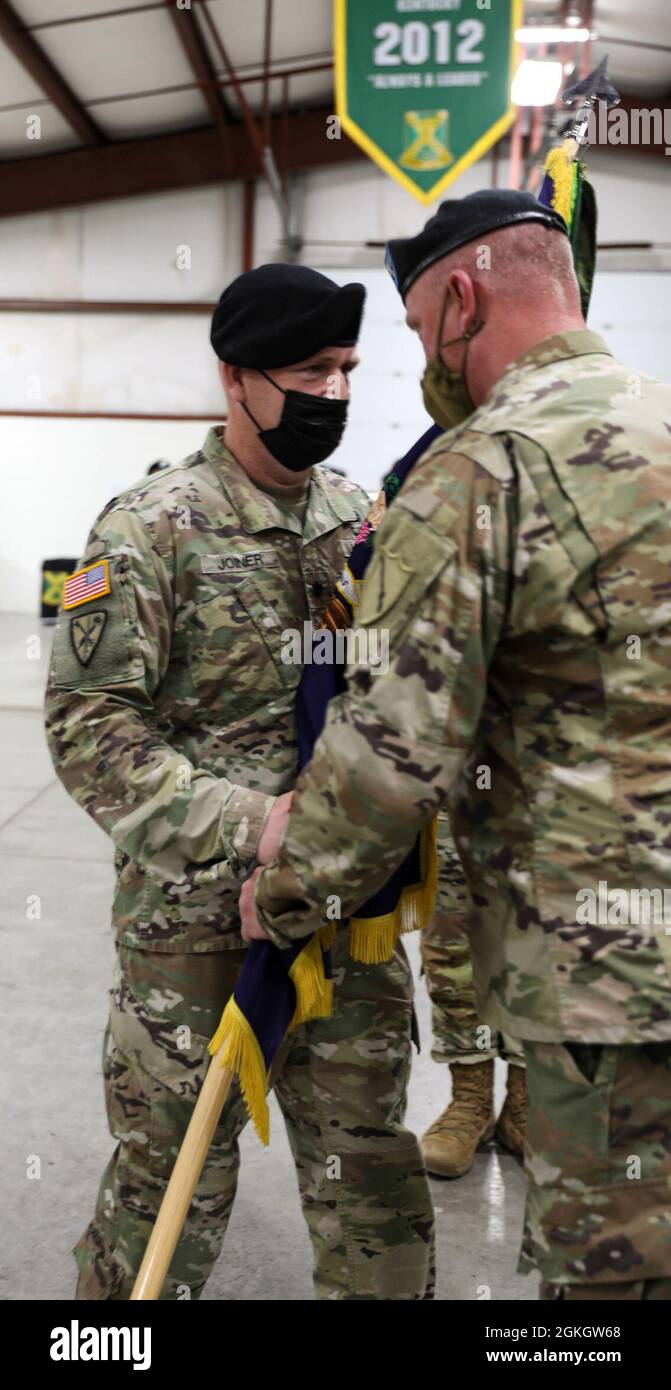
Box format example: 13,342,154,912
385,189,569,301
211,263,366,367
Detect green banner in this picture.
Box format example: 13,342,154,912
334,0,521,204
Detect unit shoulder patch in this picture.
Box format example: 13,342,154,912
70,610,108,666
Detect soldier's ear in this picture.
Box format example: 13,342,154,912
219,360,246,402
446,269,477,336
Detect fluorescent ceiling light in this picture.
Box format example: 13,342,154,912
515,26,591,43
511,59,563,106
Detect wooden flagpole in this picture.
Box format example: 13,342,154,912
131,1050,235,1300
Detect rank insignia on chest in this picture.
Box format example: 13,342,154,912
70,610,107,666
63,558,111,609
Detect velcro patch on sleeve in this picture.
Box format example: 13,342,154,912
63,559,111,610
398,486,441,520
70,610,108,666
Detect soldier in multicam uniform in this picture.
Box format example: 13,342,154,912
421,813,527,1179
250,191,671,1301
44,263,435,1302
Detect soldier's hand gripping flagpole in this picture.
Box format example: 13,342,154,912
130,1053,234,1300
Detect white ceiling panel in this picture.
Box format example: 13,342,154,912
200,0,332,72
14,1,159,20
227,71,333,120
594,0,670,42
592,0,671,94
592,38,671,97
0,42,45,104
22,9,193,103
523,1,671,95
0,103,78,157
89,88,210,139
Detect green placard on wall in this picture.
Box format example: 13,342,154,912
334,0,522,205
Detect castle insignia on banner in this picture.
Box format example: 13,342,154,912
399,111,453,171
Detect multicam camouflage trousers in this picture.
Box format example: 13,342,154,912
519,1040,671,1300
73,930,435,1301
421,816,524,1068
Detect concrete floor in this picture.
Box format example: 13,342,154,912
0,612,537,1301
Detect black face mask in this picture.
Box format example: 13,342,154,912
242,369,349,472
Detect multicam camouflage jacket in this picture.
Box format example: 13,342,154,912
256,330,671,1044
44,426,367,952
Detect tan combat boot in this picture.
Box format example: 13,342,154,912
421,1060,495,1178
495,1063,527,1155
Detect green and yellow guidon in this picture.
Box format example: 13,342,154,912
42,570,68,608
334,0,522,206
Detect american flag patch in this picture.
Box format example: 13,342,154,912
63,559,111,610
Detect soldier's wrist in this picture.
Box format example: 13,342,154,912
257,916,296,950
224,788,276,871
254,864,316,948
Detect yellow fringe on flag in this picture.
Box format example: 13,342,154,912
208,995,271,1146
206,820,439,1143
543,144,579,231
207,923,337,1145
348,816,439,963
288,923,337,1029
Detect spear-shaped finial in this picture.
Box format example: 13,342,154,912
561,55,621,147
562,55,621,108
